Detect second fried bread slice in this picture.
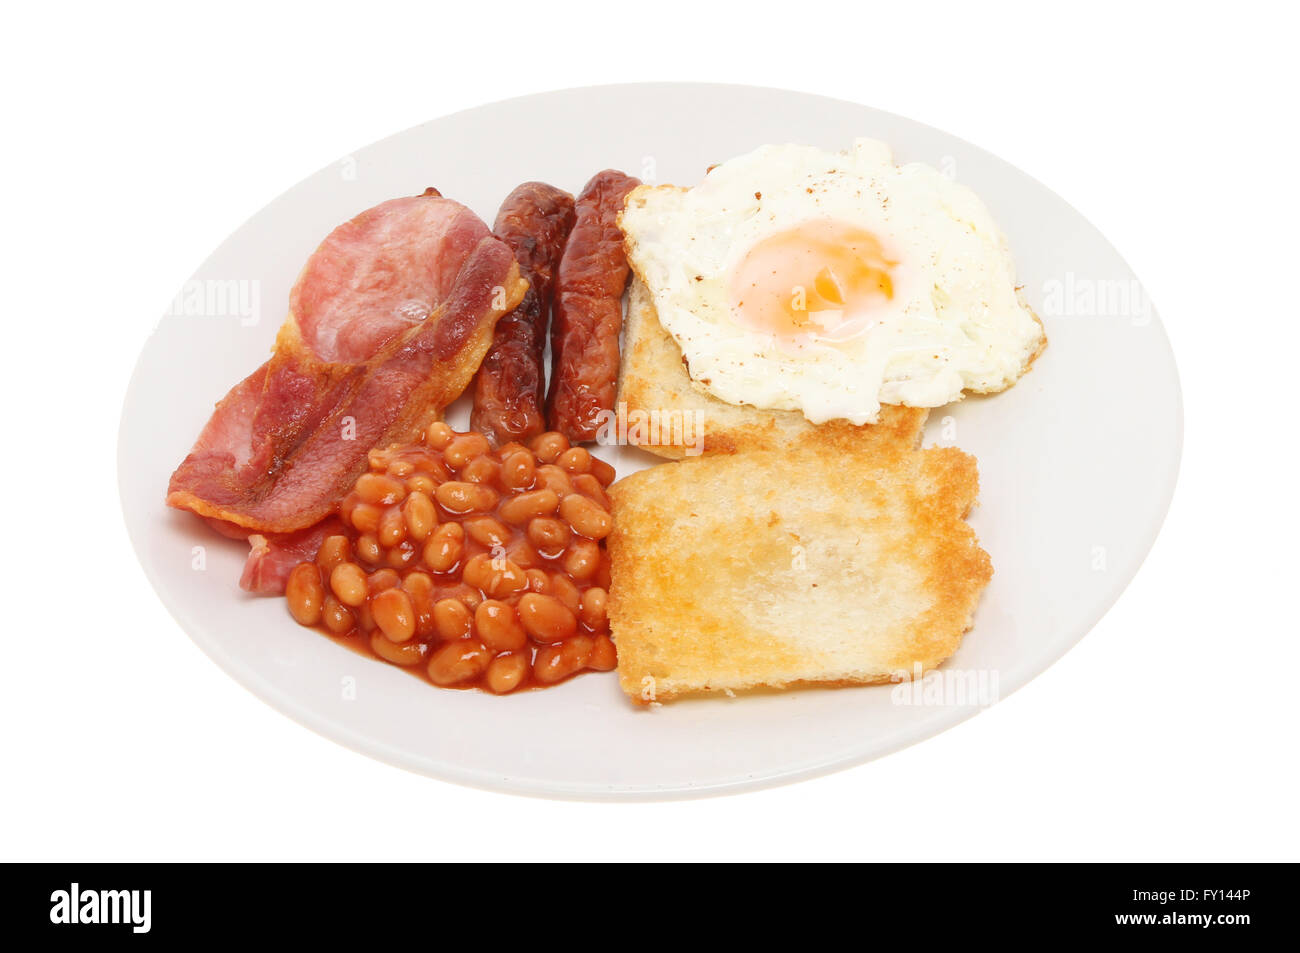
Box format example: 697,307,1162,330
608,446,992,702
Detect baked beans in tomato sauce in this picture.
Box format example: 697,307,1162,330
284,423,617,693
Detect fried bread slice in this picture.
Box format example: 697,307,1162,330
615,277,930,459
608,447,991,702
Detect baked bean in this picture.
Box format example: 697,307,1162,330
497,441,528,458
386,459,415,479
572,473,612,510
560,493,612,540
349,502,382,534
441,582,482,611
525,569,550,593
416,456,453,482
402,490,436,541
378,507,407,548
549,573,582,614
443,433,491,469
579,587,608,630
403,571,434,598
534,464,573,497
355,533,382,566
405,473,438,497
330,562,368,607
527,517,571,555
356,600,375,633
435,481,499,514
498,488,559,525
370,631,426,667
385,541,418,570
286,563,324,626
462,553,528,599
372,587,416,642
589,456,616,487
367,447,396,471
427,640,491,685
434,577,480,605
588,633,617,671
557,446,592,474
425,421,454,449
563,539,601,581
464,516,509,548
433,598,472,641
423,523,465,573
356,472,406,506
367,568,400,593
474,600,528,652
506,539,541,570
461,456,500,485
321,595,355,635
531,432,569,463
485,653,530,694
533,635,594,684
316,535,351,575
517,593,578,643
500,450,536,490
339,492,361,526
403,572,436,636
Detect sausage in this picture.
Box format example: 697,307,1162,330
545,169,641,443
470,182,576,444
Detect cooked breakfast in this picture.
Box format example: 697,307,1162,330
165,137,1045,704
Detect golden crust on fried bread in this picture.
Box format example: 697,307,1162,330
608,447,992,703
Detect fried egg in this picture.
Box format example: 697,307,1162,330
619,139,1045,425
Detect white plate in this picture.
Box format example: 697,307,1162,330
118,83,1181,800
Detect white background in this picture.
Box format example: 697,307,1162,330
2,1,1295,861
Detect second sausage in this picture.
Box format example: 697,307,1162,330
545,169,641,443
471,182,576,445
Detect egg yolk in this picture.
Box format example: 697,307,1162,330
729,219,897,342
